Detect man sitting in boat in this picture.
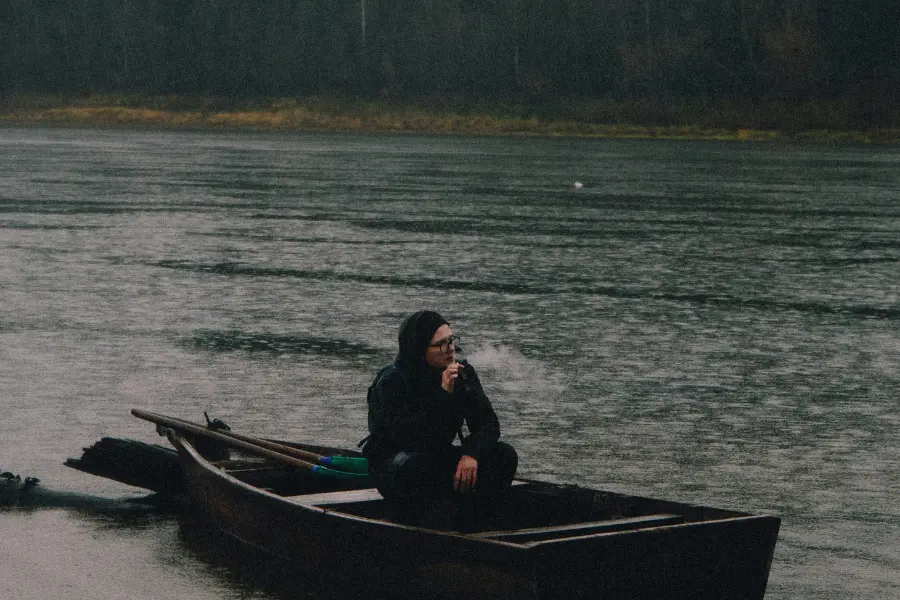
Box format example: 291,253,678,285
361,310,518,529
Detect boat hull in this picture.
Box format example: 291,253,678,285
172,434,779,600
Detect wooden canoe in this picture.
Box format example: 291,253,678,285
163,430,780,600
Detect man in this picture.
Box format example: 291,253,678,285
362,310,517,528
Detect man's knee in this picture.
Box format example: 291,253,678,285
482,441,518,488
373,451,450,501
490,441,518,472
372,451,417,500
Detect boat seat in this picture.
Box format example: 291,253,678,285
473,513,684,543
287,479,529,507
286,487,384,506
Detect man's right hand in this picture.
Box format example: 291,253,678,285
441,362,465,394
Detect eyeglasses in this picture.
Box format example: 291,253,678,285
427,335,460,353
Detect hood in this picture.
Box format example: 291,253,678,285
396,310,448,370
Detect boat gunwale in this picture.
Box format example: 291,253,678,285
515,512,780,548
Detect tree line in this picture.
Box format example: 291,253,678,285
1,0,897,126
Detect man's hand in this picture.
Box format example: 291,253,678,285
441,362,466,394
454,455,478,493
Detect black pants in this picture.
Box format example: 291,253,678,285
371,442,518,528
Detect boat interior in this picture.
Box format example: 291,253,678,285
216,449,748,539
283,483,689,541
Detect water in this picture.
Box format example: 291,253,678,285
1,125,898,599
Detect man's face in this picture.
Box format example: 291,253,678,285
425,324,456,368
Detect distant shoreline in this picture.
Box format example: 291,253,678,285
2,95,898,143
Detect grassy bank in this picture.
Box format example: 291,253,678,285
2,94,898,143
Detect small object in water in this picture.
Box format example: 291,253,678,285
0,471,38,506
204,412,231,432
573,182,584,189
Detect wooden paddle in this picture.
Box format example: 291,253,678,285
131,408,321,471
132,409,325,463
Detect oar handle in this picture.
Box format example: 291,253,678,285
131,408,318,471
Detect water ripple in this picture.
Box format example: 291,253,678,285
154,260,552,294
182,330,383,357
0,221,106,230
153,260,900,320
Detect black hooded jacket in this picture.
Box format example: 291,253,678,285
362,313,501,465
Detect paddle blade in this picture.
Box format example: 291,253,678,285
318,456,370,474
311,465,372,481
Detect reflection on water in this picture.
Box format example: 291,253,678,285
176,513,369,600
1,126,898,599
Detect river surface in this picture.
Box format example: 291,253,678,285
1,126,898,599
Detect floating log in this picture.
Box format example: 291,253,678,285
65,437,186,495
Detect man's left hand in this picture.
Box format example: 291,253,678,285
454,455,478,493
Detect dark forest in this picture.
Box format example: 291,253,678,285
1,0,898,129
